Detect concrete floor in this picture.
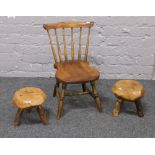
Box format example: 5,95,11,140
0,77,155,137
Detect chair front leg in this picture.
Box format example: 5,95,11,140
57,83,66,119
90,81,102,112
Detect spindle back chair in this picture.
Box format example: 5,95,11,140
43,21,102,119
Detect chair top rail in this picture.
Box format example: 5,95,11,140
43,21,94,30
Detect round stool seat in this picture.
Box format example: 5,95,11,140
12,87,47,109
112,80,144,101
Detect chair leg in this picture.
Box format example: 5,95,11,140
53,81,59,97
90,81,102,112
112,98,123,117
37,105,48,125
82,83,86,92
14,108,23,127
57,83,66,120
53,84,57,97
135,100,144,117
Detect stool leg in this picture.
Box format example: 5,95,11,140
14,108,23,127
90,81,102,112
37,105,48,125
112,98,123,117
26,108,32,113
82,83,87,92
135,100,144,117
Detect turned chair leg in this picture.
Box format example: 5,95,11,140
135,100,144,117
56,83,66,119
90,81,102,112
82,83,86,92
14,108,23,127
53,81,59,97
37,105,48,125
112,98,123,117
53,84,57,97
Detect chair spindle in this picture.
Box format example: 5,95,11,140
84,27,91,61
78,27,82,60
62,28,68,61
47,30,58,64
55,29,62,62
71,28,74,61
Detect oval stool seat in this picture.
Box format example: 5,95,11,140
112,80,144,101
12,87,48,127
13,87,47,109
112,80,144,117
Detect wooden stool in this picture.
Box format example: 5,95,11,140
112,80,144,117
12,87,48,127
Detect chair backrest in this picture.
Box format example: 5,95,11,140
43,21,94,65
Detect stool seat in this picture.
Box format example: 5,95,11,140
112,80,144,101
12,87,47,109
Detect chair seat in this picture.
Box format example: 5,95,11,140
112,80,144,101
55,61,100,84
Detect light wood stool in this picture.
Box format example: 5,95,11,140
12,87,48,127
112,80,144,117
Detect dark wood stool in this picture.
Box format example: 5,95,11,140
12,87,48,127
112,80,144,117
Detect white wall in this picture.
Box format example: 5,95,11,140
0,16,155,79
